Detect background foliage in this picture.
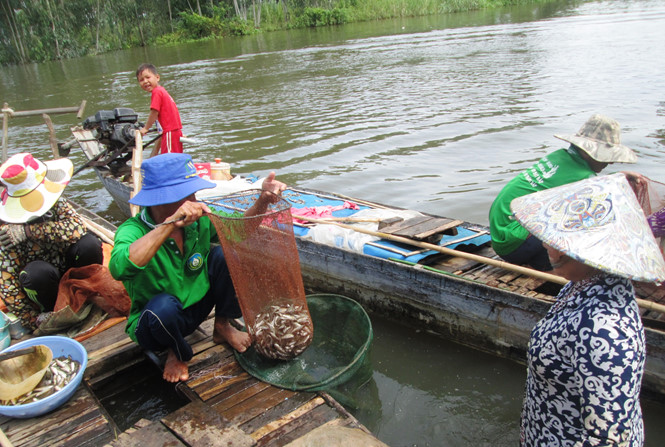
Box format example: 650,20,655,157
0,0,545,66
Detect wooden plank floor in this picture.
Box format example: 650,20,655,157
0,316,382,447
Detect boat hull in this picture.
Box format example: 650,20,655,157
94,169,132,217
295,234,665,400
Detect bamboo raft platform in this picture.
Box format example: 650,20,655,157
0,316,380,446
0,205,383,447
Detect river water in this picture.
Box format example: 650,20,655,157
2,0,665,445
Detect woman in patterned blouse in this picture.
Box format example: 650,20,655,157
0,153,103,331
510,174,665,447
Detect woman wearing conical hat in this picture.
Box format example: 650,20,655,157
511,173,665,446
0,153,103,331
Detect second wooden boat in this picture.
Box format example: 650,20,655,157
68,118,665,400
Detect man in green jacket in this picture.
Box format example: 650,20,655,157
109,153,286,382
489,114,637,271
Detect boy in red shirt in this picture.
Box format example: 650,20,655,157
136,63,183,154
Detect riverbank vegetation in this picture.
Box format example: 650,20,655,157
1,0,551,66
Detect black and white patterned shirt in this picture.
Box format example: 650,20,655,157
520,274,645,446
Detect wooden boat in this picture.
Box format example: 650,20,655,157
68,126,665,400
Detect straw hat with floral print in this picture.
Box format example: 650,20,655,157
554,114,637,163
510,173,665,283
0,153,73,224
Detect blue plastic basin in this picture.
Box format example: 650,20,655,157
0,336,88,418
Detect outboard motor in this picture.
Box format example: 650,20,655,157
81,108,144,176
82,107,142,150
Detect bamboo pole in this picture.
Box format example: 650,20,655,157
0,428,14,447
8,101,86,118
81,218,114,245
296,215,567,283
294,215,665,315
129,130,143,217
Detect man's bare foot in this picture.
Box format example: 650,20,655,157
163,349,189,383
213,317,252,352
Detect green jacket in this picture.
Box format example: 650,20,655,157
108,207,219,342
489,148,596,256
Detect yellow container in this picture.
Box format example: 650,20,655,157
211,158,232,180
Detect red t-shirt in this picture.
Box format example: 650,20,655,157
150,85,181,132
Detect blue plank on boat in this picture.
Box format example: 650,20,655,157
363,227,491,262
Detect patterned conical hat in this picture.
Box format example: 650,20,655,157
510,173,665,283
0,153,73,223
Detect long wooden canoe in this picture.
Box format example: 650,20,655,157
69,129,665,399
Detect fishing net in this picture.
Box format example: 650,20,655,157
207,191,373,402
206,190,313,360
234,294,374,406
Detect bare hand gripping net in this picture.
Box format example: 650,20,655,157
206,190,313,360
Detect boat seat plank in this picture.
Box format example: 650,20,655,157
186,345,237,384
497,271,520,284
72,128,103,158
106,419,187,447
379,216,462,240
162,400,255,446
511,276,546,290
204,374,264,408
428,255,480,274
84,337,143,381
210,381,273,412
1,386,114,447
223,387,298,425
210,380,290,416
81,321,128,353
240,393,317,435
193,363,249,401
255,403,343,447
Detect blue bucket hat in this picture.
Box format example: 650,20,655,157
129,153,215,207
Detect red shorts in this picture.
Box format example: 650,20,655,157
160,129,183,154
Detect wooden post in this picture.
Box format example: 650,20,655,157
42,114,59,158
129,130,143,216
76,100,87,119
149,136,161,158
1,103,13,163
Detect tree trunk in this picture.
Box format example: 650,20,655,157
134,2,145,46
233,0,246,20
44,0,62,59
167,0,174,33
1,1,27,63
95,0,101,52
196,0,202,16
282,0,289,23
253,0,261,28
